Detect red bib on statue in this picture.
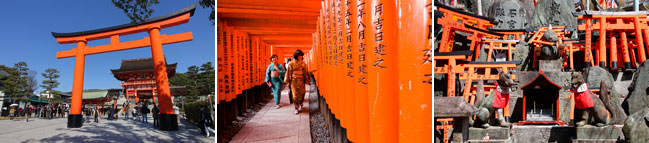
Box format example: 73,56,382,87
493,83,510,108
575,83,594,109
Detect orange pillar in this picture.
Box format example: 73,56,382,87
611,35,618,69
68,40,87,128
244,34,249,91
227,28,234,102
368,0,399,142
336,0,347,131
321,0,327,110
621,31,631,69
586,18,593,67
218,21,224,104
354,0,370,141
221,22,229,102
398,0,432,142
343,0,357,141
148,26,178,131
599,17,607,68
327,0,337,117
235,30,242,96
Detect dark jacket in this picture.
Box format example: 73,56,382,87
152,106,159,118
201,108,213,125
142,106,150,114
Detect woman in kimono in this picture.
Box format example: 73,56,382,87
284,49,311,114
265,54,286,109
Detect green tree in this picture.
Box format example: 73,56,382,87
0,62,31,104
199,62,215,95
0,66,22,103
13,62,30,103
40,68,60,104
168,62,215,101
112,0,215,25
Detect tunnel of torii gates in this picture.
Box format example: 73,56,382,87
216,0,432,142
50,3,197,131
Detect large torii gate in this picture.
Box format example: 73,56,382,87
51,3,196,131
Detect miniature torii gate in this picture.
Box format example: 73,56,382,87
51,3,196,130
574,11,649,69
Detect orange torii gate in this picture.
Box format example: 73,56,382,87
435,1,499,56
51,4,196,130
574,11,649,69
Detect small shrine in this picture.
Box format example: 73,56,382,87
519,70,564,125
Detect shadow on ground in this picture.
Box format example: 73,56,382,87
20,118,210,143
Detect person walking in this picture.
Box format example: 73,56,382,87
26,104,31,122
285,58,294,104
94,107,100,123
132,106,137,121
264,54,286,109
9,106,15,120
200,105,215,137
284,49,312,114
84,107,91,123
18,108,23,118
152,104,159,128
141,103,150,123
124,103,130,121
107,106,114,121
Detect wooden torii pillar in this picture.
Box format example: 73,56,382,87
51,4,196,130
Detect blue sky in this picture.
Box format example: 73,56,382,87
0,1,215,93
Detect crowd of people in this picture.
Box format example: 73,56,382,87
7,103,69,122
3,100,216,138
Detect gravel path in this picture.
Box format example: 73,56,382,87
309,83,330,143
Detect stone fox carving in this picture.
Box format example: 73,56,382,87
472,71,517,128
571,73,614,126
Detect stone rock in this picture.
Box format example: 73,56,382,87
584,67,627,124
542,27,558,42
539,59,562,72
434,97,478,117
584,66,614,88
470,0,494,17
519,0,535,22
531,0,579,30
539,45,560,60
513,41,533,71
434,74,446,97
487,0,529,29
623,61,649,115
434,74,463,97
477,43,490,62
622,107,649,143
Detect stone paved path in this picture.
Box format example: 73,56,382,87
230,84,312,143
0,115,214,143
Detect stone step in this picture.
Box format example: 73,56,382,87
468,139,511,143
469,127,510,140
571,138,619,143
575,125,624,140
511,125,574,143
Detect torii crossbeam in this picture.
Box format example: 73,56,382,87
51,3,196,131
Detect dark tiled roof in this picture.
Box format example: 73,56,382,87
0,69,9,77
110,58,177,81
